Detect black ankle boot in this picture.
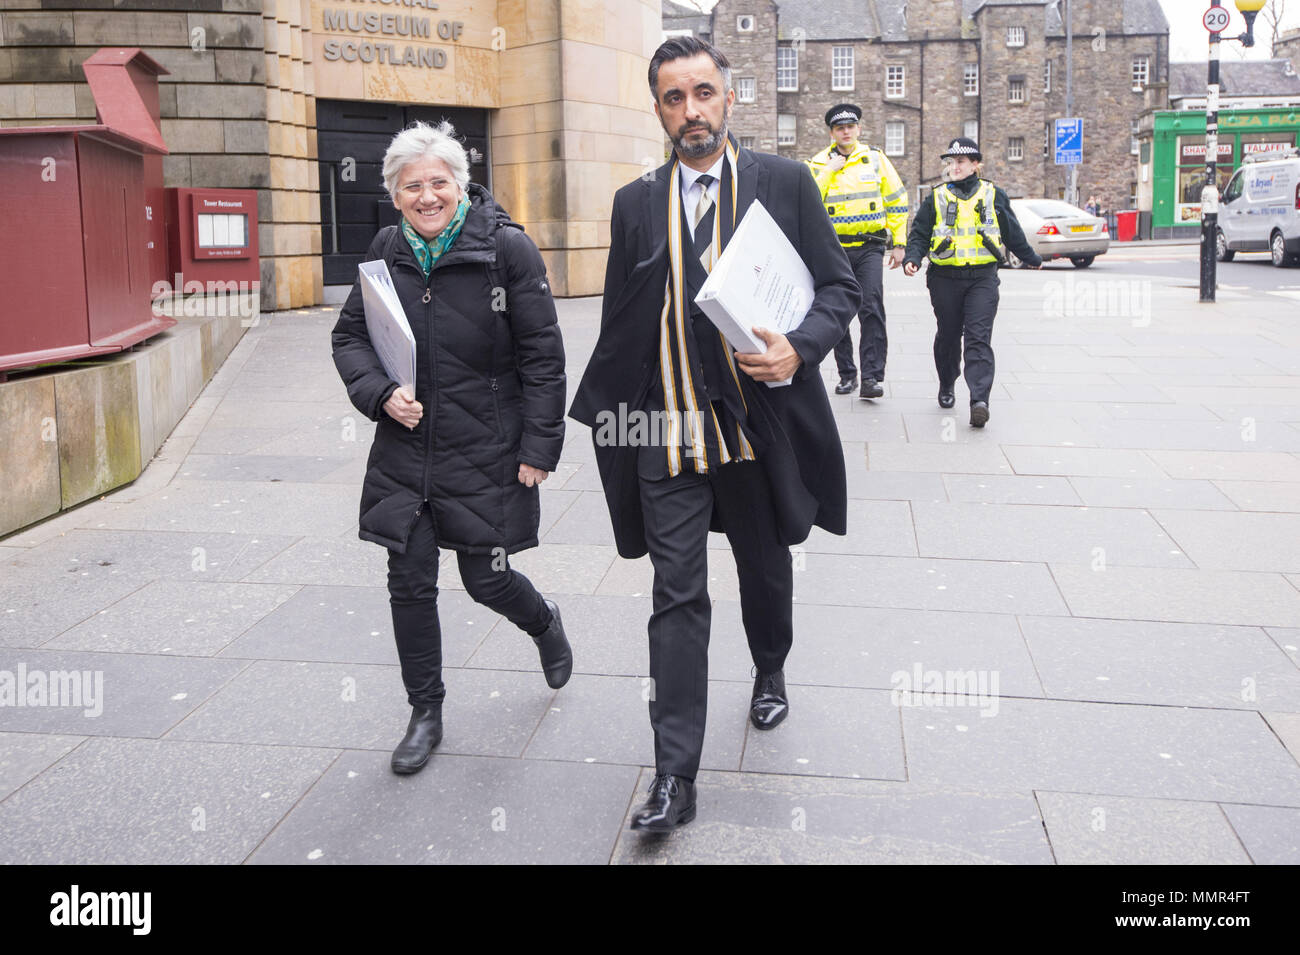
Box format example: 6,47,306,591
532,599,573,689
391,704,442,774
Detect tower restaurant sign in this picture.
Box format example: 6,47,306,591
320,0,465,68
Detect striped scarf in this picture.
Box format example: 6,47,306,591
401,194,470,277
659,136,757,476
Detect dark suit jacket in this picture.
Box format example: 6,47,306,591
569,142,861,559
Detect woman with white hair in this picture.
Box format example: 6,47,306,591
332,120,569,775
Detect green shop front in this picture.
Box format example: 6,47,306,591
1142,107,1300,239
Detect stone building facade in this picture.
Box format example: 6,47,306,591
1275,26,1300,63
1,0,664,305
683,0,1168,208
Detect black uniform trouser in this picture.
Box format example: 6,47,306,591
386,508,551,709
927,266,1000,404
637,445,794,780
833,243,887,380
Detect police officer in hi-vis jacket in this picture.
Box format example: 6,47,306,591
903,137,1041,428
807,103,909,398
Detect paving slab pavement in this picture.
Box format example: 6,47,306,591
2,262,1299,864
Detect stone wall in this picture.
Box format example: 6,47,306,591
1039,1,1167,209
675,0,1166,210
711,0,778,154
492,0,664,296
262,0,320,310
0,307,247,537
977,3,1049,198
1276,28,1300,62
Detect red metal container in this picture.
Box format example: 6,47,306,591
1115,209,1140,242
0,49,174,375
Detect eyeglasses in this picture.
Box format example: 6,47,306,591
400,179,453,196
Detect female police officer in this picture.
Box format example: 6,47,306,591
902,137,1041,427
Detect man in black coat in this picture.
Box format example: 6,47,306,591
569,37,860,831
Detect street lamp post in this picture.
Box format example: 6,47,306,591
1200,0,1266,303
1065,0,1075,206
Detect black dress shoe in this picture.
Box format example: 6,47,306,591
532,599,572,689
859,377,884,399
938,388,955,409
970,401,989,428
834,373,857,395
391,704,442,775
750,669,789,730
629,774,697,831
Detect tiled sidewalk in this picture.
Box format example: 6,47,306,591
2,263,1298,864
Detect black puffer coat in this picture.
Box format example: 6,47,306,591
331,184,565,555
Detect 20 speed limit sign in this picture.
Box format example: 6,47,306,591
1203,6,1231,32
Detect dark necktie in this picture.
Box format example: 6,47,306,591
692,174,716,266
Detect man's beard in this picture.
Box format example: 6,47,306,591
670,104,730,159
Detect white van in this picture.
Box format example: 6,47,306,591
1216,149,1300,267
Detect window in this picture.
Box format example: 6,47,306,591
1130,121,1140,155
1043,59,1052,93
740,136,756,150
1007,26,1026,47
1223,170,1244,203
1132,56,1150,90
778,114,796,146
885,121,904,156
737,76,756,103
777,46,798,91
886,64,905,98
1009,77,1026,103
1043,122,1050,156
736,14,755,32
963,63,979,96
832,46,854,91
1129,181,1138,208
964,119,978,141
1008,136,1024,161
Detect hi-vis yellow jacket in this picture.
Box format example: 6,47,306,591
807,142,909,247
927,179,1006,266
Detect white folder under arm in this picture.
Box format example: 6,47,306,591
693,200,815,389
358,259,417,392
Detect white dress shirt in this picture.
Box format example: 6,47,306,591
679,154,725,226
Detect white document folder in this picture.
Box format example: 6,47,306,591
693,199,815,388
358,259,417,392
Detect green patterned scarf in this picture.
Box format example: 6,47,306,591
401,194,470,277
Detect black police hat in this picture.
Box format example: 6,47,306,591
940,136,982,160
825,104,862,127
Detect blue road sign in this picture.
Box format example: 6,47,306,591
1054,118,1082,165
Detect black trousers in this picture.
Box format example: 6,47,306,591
833,244,887,380
637,445,794,780
386,508,551,708
927,266,1000,404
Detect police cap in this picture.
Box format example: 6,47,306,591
940,136,982,160
824,104,862,127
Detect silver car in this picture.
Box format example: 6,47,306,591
1008,199,1110,268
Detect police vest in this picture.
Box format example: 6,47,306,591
816,145,889,244
928,180,1006,266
